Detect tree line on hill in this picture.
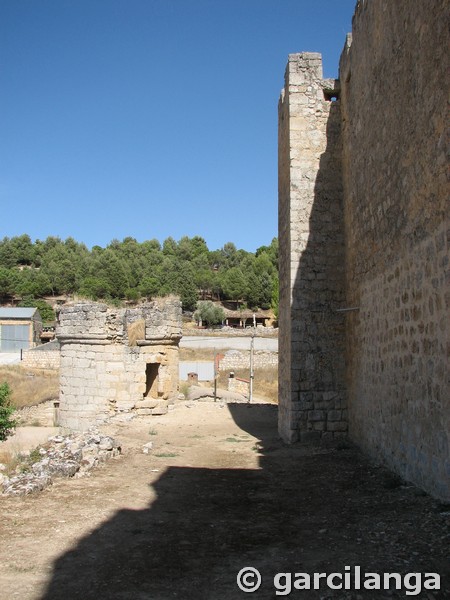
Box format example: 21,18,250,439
0,234,279,314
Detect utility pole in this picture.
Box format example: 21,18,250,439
213,347,217,402
249,334,254,403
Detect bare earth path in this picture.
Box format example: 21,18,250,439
0,402,448,600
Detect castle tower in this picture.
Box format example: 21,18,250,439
278,53,347,442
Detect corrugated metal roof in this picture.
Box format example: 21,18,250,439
0,307,39,319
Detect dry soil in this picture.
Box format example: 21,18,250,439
0,402,448,600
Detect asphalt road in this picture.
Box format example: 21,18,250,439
180,336,278,352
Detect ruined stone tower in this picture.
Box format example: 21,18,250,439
278,53,346,443
57,298,182,430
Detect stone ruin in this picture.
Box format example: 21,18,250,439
56,298,182,430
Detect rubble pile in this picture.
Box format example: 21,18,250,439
1,430,121,497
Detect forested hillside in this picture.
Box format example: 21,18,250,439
0,234,278,312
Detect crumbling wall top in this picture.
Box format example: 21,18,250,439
57,297,182,345
285,52,324,84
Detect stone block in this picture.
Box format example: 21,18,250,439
327,410,342,422
291,400,313,411
150,401,169,415
135,399,159,409
313,421,326,431
308,410,325,422
327,421,348,432
116,400,135,411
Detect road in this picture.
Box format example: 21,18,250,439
180,336,278,352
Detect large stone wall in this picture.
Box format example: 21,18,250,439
279,0,449,499
57,299,182,431
339,0,449,499
278,54,347,443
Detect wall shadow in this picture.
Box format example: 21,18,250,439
287,96,348,442
39,401,448,599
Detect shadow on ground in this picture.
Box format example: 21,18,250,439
40,403,449,600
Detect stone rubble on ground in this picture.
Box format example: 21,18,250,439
1,429,121,497
142,442,153,454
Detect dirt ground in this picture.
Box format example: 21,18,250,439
0,427,59,457
0,401,448,600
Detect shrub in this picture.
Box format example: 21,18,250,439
18,297,55,322
194,301,225,327
0,382,17,441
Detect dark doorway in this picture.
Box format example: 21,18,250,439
145,363,159,398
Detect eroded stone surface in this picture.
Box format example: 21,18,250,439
1,429,121,496
278,0,449,500
57,298,182,430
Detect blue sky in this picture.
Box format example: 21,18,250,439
1,0,355,252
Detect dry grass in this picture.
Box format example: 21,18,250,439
127,319,145,346
218,366,278,403
0,365,59,409
180,347,232,361
180,347,278,403
0,448,23,474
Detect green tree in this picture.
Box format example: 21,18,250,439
10,234,35,265
89,249,130,298
162,236,177,256
0,267,16,298
173,265,199,311
220,267,247,301
15,269,52,298
194,301,225,327
139,276,161,299
0,383,16,442
18,298,55,322
0,238,16,268
244,272,272,310
271,275,279,318
256,237,278,269
79,276,112,300
125,288,141,303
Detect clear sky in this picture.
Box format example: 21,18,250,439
1,0,355,252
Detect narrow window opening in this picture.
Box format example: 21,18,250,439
323,90,340,102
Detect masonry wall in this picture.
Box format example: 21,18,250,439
279,0,449,499
219,350,278,371
278,54,347,442
57,299,182,431
339,0,449,499
21,340,60,369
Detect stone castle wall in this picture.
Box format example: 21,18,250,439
278,54,347,442
57,299,182,431
279,0,449,498
339,0,449,499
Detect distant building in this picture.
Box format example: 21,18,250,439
222,308,270,328
0,307,43,352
